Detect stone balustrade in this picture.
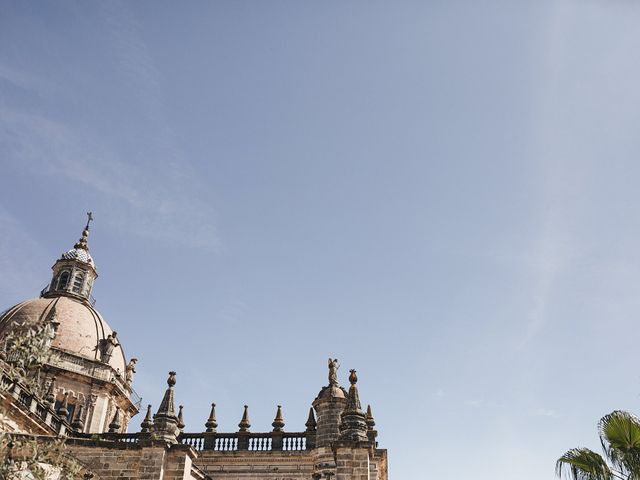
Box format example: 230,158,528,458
0,362,71,436
180,430,314,451
66,430,316,452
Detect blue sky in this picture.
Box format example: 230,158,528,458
2,1,640,478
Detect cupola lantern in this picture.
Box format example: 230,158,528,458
43,212,98,304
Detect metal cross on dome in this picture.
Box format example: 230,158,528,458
85,211,93,230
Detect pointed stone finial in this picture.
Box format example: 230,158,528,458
205,403,218,432
56,392,69,418
44,377,56,407
140,404,154,433
156,371,177,417
366,404,375,429
71,404,85,431
177,405,185,431
153,371,180,442
346,370,362,411
74,212,93,251
238,405,251,432
272,405,285,432
108,407,121,433
305,407,317,432
338,369,368,443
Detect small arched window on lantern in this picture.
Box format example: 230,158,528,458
85,277,93,295
56,271,70,291
72,271,85,294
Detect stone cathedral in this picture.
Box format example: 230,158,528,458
0,217,388,480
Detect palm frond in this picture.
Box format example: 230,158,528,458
599,411,640,475
556,448,613,480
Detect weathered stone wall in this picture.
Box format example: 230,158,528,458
335,446,371,480
196,450,314,479
66,440,201,480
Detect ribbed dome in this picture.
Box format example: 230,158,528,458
0,296,125,373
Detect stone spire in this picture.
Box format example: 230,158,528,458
140,404,154,433
366,404,378,444
366,404,375,429
153,371,180,442
177,405,185,431
71,404,85,431
108,407,121,433
338,369,368,443
56,392,69,418
157,371,177,416
272,405,285,432
205,403,218,432
44,377,56,407
238,405,251,432
305,407,317,432
74,212,93,251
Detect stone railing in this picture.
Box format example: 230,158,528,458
72,431,141,444
179,431,315,452
0,363,71,436
66,430,315,452
40,284,96,307
45,349,142,409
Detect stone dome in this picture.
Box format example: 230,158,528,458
315,384,347,401
0,296,125,373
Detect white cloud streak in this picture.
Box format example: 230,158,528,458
0,1,219,250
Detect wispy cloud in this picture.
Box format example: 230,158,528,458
515,3,603,349
433,388,446,398
465,398,508,409
0,2,219,251
1,106,218,249
532,408,558,418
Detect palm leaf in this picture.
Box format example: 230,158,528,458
599,411,640,475
556,448,613,480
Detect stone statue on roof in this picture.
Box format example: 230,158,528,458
328,358,339,386
99,331,119,363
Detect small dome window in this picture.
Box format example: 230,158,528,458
72,272,85,294
56,271,70,290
